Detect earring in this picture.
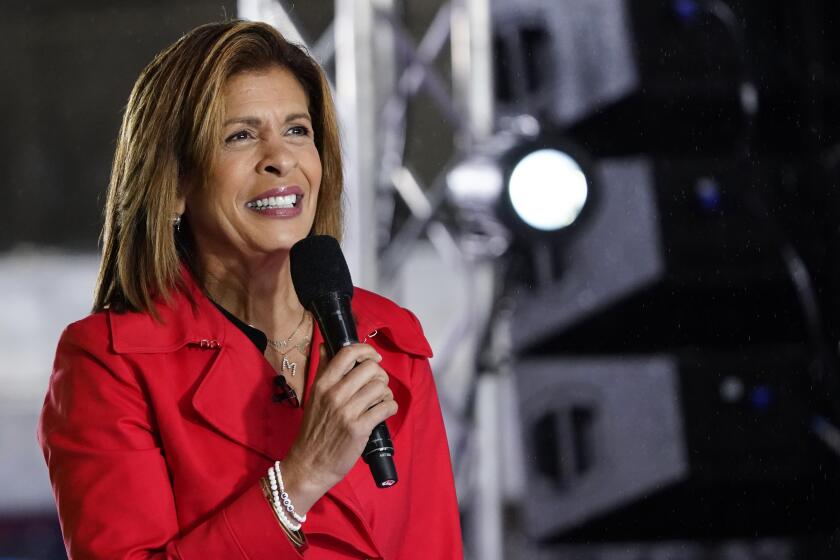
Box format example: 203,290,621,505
173,214,182,234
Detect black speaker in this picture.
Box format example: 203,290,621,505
491,0,793,154
493,0,640,126
511,156,802,355
515,347,840,542
492,0,746,118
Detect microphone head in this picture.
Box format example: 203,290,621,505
290,235,354,307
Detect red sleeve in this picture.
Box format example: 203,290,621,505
400,357,464,558
37,323,304,559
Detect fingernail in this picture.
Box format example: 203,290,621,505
376,353,383,361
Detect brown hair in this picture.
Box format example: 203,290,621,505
93,20,343,316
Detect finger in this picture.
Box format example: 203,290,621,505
344,381,394,420
343,391,398,441
327,361,389,407
316,344,382,388
357,398,399,433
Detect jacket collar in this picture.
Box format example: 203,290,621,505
350,287,433,358
108,265,433,359
108,265,227,354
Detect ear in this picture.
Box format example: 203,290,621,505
175,179,190,215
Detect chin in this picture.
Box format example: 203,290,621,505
266,233,308,254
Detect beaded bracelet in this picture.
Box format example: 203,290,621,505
267,462,305,532
267,468,300,532
272,460,307,524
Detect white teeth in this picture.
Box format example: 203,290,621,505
247,194,300,209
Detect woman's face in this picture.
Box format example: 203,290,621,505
184,65,322,265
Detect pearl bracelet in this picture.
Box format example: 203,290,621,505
272,460,307,524
267,461,306,532
267,467,300,532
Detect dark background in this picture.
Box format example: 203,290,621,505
1,0,236,251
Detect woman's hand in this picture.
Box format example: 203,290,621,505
280,343,397,514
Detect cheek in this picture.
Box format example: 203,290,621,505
186,171,237,224
304,146,323,187
303,157,323,208
204,167,247,212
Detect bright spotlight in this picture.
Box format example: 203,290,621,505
507,149,588,232
445,136,594,255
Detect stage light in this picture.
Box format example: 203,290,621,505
507,148,588,232
445,134,595,257
496,137,597,243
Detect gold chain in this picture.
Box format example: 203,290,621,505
266,310,309,355
267,312,312,376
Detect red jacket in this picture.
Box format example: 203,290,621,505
38,270,463,559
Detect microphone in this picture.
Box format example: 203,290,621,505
290,235,398,488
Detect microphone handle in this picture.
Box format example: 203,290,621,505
310,294,398,488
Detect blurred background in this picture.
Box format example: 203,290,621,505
4,0,840,558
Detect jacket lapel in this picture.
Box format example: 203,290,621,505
110,268,304,461
190,333,303,461
351,287,433,442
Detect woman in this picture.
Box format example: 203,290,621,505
38,20,462,559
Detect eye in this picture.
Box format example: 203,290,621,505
288,125,311,137
225,129,254,143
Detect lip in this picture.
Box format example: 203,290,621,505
245,185,305,219
247,185,304,203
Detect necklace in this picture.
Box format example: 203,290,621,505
267,310,308,353
267,311,311,376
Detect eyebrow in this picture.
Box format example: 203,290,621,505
222,113,312,127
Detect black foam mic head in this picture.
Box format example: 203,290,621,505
289,235,354,306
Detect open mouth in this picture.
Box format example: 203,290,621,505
246,194,302,210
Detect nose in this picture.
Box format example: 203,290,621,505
259,138,298,177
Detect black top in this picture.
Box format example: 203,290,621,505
212,301,299,406
212,301,268,353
